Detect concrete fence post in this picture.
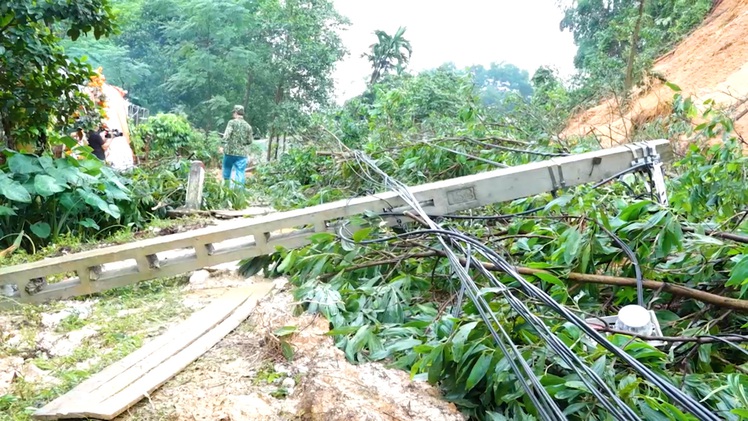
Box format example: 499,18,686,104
185,161,206,210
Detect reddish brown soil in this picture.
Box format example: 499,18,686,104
563,0,748,146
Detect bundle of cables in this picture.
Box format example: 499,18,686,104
336,148,719,421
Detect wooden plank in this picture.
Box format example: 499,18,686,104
32,286,261,419
0,140,673,305
94,282,274,419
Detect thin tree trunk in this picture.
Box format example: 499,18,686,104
243,71,253,111
624,0,646,94
266,82,284,162
266,131,274,162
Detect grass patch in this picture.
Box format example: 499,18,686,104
0,277,192,421
252,362,284,386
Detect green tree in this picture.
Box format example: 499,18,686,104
63,0,347,157
559,0,713,94
624,0,646,93
160,0,262,131
469,62,533,109
62,37,151,91
364,27,412,85
257,0,348,160
0,0,115,152
111,0,181,111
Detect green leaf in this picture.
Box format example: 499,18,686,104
79,156,104,173
727,255,748,288
534,271,563,287
579,240,592,272
30,222,51,239
465,351,492,391
591,355,607,378
387,338,421,353
38,156,55,171
326,326,360,336
238,255,270,277
79,218,100,229
68,27,81,41
309,255,329,278
34,174,67,197
544,194,573,211
0,205,16,216
105,184,130,201
277,251,296,272
638,398,671,421
344,325,371,361
281,341,294,361
697,343,711,364
274,326,298,337
0,13,13,28
309,232,335,243
562,228,582,265
619,200,651,221
352,227,373,242
731,409,748,418
563,403,589,416
451,321,478,362
58,136,79,149
77,189,120,218
665,82,682,92
427,344,444,384
0,179,32,203
8,154,43,174
564,380,589,391
485,411,509,421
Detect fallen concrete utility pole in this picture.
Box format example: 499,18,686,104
0,140,672,308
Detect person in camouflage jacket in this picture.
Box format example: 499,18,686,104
220,105,253,188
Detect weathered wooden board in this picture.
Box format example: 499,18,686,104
0,140,672,307
32,282,275,420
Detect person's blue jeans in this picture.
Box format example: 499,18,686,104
222,154,248,189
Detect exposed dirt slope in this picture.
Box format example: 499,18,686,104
563,0,748,146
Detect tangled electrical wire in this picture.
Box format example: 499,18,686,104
333,143,720,420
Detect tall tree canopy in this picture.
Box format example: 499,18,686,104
364,27,412,85
559,0,714,91
63,0,348,139
468,62,533,108
0,0,116,151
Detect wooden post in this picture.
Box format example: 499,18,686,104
185,161,205,210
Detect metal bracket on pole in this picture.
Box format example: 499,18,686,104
547,161,566,197
625,142,669,207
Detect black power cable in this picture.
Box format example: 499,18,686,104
344,149,719,421
340,225,718,420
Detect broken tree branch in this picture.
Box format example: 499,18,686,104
681,226,748,244
514,266,748,313
322,250,748,312
591,325,748,344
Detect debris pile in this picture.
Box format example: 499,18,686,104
123,277,465,421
